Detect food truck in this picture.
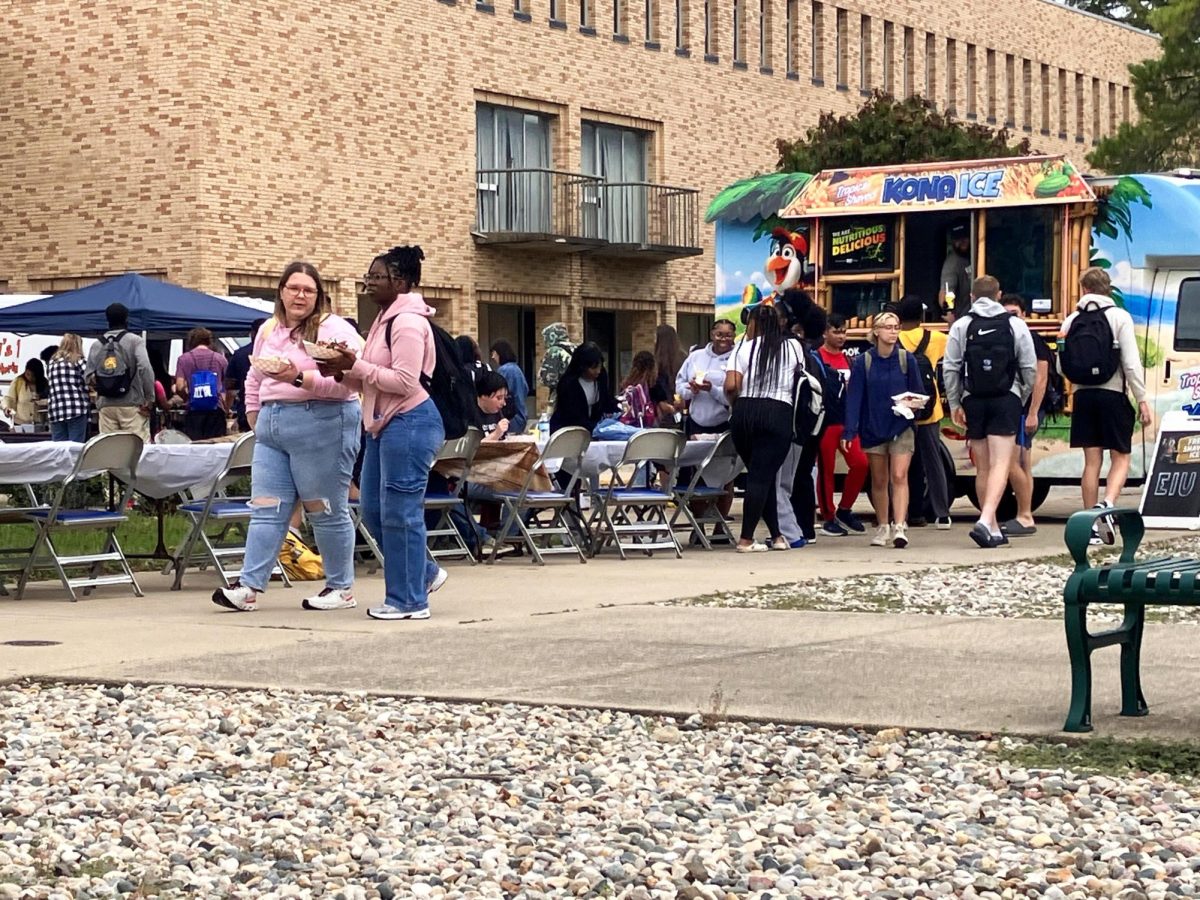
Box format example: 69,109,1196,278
711,161,1200,512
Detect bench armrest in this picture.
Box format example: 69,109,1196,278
1064,507,1145,572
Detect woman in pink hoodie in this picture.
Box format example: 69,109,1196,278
320,246,445,621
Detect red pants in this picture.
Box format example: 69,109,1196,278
817,424,869,520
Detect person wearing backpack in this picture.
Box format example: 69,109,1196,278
85,302,155,441
211,261,364,616
815,313,869,537
318,246,448,621
943,275,1038,549
1001,294,1052,537
842,311,926,549
173,326,228,441
897,295,952,530
1059,266,1152,544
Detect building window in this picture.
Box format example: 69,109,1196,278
645,0,656,41
923,32,935,100
1005,54,1016,125
550,0,563,20
614,0,626,35
704,0,715,57
785,0,798,74
859,15,872,92
985,49,996,121
515,0,526,12
1091,77,1101,140
811,2,824,82
581,0,592,27
902,26,914,97
835,8,847,88
966,44,977,118
759,0,770,69
881,20,894,95
1109,82,1118,133
1040,63,1050,133
1023,59,1032,129
581,122,649,243
1058,68,1068,135
732,0,744,63
1122,85,1131,123
1075,73,1085,140
476,104,553,234
945,38,956,113
675,0,688,50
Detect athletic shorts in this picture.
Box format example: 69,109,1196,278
863,427,915,456
1069,388,1134,454
962,393,1022,441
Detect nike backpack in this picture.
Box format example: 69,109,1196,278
963,313,1018,398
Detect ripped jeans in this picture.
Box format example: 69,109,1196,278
239,400,362,592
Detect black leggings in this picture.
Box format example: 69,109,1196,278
790,433,821,540
730,398,794,542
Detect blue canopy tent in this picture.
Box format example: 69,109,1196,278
0,273,267,337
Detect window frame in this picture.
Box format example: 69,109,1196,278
1176,279,1200,351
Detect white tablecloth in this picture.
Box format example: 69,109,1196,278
0,442,236,499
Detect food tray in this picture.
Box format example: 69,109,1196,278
250,355,290,375
303,340,344,361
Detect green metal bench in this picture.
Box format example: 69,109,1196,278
1062,507,1200,733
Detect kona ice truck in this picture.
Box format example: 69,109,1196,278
710,161,1200,512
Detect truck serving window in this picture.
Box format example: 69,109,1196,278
1176,279,1200,351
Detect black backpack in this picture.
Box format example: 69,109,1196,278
963,313,1018,398
94,330,133,398
912,330,939,420
1060,302,1121,385
384,318,478,440
790,348,827,444
1041,342,1068,419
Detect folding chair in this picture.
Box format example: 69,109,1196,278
165,432,291,590
488,426,591,565
0,485,47,596
670,432,743,550
587,429,685,560
16,433,144,601
425,428,484,564
348,499,383,574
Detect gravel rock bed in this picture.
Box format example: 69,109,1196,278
669,536,1200,624
3,683,1200,899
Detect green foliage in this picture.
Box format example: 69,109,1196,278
704,172,813,236
1090,175,1152,309
1000,735,1200,780
1088,0,1200,172
1139,332,1163,368
1061,0,1162,31
775,92,1034,173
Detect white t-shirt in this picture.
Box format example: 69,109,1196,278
581,378,599,410
726,337,802,405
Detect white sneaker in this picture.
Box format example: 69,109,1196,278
935,517,952,530
870,524,891,547
211,583,258,611
892,522,909,549
428,566,448,593
302,587,356,611
482,538,517,558
1093,501,1116,545
367,605,430,621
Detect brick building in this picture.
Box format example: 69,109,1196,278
0,1,1156,397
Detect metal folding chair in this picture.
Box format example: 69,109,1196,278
670,432,743,550
587,429,685,560
349,499,383,574
425,428,484,564
165,432,291,590
0,485,47,596
487,426,591,565
16,433,144,601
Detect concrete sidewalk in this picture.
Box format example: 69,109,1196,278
3,495,1199,740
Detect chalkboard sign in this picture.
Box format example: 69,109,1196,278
823,217,896,274
1140,411,1200,528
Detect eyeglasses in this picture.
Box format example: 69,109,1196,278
282,285,318,299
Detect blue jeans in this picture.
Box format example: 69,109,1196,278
240,401,362,592
360,399,444,612
50,415,88,443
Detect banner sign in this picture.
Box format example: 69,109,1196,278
780,155,1095,218
824,218,895,273
1140,411,1200,528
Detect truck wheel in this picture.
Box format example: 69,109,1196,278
961,480,1051,518
1031,479,1051,512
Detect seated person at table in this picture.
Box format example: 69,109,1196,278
476,370,510,441
548,342,618,436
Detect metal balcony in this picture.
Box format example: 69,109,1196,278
474,168,702,260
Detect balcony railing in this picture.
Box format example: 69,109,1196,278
475,168,701,258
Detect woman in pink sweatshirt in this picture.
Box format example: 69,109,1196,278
211,261,364,614
320,245,445,621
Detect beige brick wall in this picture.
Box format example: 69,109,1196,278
0,0,1158,376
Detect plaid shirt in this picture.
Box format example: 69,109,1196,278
46,357,91,422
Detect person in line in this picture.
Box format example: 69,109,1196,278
174,326,228,441
455,334,490,389
45,335,90,442
778,296,829,548
842,311,925,549
2,358,48,428
85,302,155,441
651,324,686,426
549,342,618,434
724,302,804,553
676,319,736,527
999,294,1052,536
619,351,658,428
225,318,267,433
943,275,1038,549
538,322,576,397
320,246,445,621
39,346,58,365
897,295,952,530
489,339,529,434
815,313,869,536
1060,266,1152,544
210,261,364,614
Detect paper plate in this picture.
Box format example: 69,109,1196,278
250,355,290,375
303,340,344,361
